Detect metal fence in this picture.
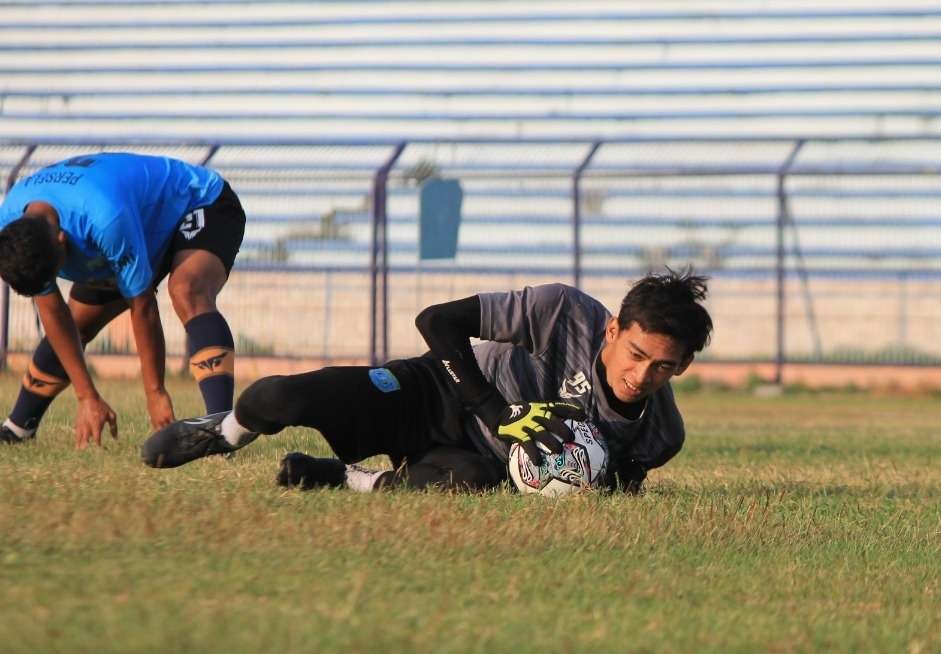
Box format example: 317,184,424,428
2,136,941,380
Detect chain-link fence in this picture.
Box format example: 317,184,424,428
2,137,941,373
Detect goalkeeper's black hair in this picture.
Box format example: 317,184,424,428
0,215,60,296
617,266,713,358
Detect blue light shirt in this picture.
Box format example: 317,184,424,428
0,152,224,298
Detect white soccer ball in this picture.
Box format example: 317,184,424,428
507,419,609,496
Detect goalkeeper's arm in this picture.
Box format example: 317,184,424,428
415,297,583,462
414,295,507,428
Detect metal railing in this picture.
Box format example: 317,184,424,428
2,135,941,379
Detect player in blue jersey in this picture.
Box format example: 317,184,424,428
0,152,245,448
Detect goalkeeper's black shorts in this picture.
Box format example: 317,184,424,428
238,357,484,467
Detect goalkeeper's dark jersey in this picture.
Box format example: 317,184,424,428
387,284,686,481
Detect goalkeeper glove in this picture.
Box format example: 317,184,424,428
495,401,585,463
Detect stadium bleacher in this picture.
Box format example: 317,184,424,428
4,1,941,138
2,1,941,365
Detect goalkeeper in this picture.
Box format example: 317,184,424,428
143,269,713,493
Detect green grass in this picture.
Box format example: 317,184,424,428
1,373,939,653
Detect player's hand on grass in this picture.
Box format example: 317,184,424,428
75,394,118,449
145,389,176,430
496,401,585,463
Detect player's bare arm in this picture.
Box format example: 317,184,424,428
34,290,117,448
127,290,174,429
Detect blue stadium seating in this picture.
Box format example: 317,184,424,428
2,3,941,278
3,1,941,361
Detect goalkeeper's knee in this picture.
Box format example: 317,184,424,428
235,375,291,434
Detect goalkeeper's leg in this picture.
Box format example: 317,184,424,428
390,446,504,491
233,366,433,463
277,446,504,493
143,364,434,468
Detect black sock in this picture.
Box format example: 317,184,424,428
185,311,235,414
10,338,70,431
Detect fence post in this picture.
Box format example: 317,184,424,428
370,142,406,366
1,144,38,372
572,141,602,290
199,144,220,167
774,139,805,384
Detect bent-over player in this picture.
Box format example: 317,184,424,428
142,269,713,494
0,152,245,447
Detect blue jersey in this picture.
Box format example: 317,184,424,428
0,152,224,298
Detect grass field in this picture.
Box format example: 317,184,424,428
1,373,939,654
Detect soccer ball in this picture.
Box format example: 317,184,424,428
507,419,609,496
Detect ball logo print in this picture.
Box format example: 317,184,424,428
508,419,608,496
515,453,544,488
554,446,590,485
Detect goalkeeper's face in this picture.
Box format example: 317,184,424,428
600,319,691,403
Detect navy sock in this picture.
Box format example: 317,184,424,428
185,311,235,414
9,338,70,431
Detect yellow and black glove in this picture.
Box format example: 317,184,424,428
496,401,585,463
